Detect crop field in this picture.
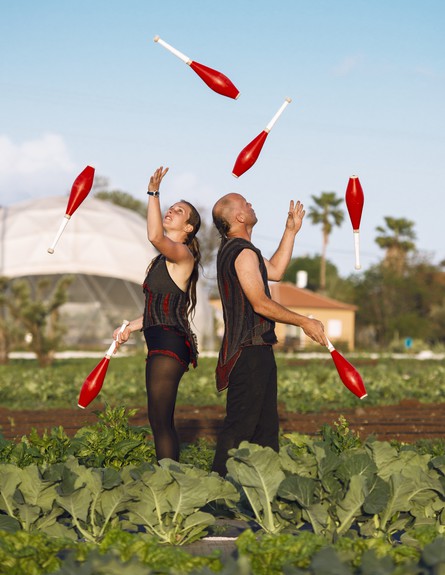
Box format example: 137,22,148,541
1,354,445,573
1,354,444,411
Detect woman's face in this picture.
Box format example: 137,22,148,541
163,202,192,233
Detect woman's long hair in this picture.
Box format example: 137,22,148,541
181,200,201,319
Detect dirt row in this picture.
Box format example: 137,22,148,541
2,399,445,444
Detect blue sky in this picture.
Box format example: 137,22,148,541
1,0,444,277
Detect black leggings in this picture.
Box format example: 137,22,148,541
144,327,189,461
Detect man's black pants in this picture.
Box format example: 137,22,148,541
211,345,279,476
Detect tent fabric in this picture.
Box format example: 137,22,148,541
0,196,156,283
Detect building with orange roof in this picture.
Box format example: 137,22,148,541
268,282,357,351
210,280,357,352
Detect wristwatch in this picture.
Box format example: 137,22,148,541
147,190,160,197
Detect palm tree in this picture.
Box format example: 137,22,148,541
375,217,416,273
307,192,344,291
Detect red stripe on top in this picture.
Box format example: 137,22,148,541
163,293,171,316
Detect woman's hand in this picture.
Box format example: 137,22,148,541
148,166,169,193
112,325,131,352
112,317,142,352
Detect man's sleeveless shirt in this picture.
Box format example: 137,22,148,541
216,238,277,391
142,255,198,367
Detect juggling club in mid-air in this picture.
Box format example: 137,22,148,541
345,175,364,270
153,36,240,100
47,165,95,254
232,98,291,178
78,320,129,409
326,338,367,399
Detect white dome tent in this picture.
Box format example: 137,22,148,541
0,196,214,350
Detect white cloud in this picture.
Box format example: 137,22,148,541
331,55,363,77
0,134,75,205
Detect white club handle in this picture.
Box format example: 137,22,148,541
105,320,130,358
47,215,71,254
353,230,361,270
265,98,292,133
154,36,191,65
326,338,335,352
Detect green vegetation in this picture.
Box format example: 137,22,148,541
2,527,445,574
1,356,445,572
0,276,73,366
1,355,444,412
1,408,445,572
283,212,445,348
0,405,215,471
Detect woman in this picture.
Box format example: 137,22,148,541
113,165,201,461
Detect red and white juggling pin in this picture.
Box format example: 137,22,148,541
47,165,95,254
153,36,240,100
345,175,364,270
78,320,129,409
232,98,291,178
326,338,367,399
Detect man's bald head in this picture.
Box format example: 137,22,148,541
212,193,244,229
212,193,256,241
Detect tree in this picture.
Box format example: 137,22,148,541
352,254,444,347
430,298,445,343
307,192,344,291
93,176,146,218
0,276,73,366
0,277,24,364
375,216,416,273
283,255,337,290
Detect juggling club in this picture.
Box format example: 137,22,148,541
154,36,240,100
78,320,129,409
232,98,291,178
345,175,364,270
326,338,367,399
48,165,95,254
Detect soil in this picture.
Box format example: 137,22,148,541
2,399,445,444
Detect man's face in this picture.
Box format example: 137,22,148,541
239,196,257,226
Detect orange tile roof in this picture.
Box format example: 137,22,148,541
269,282,357,310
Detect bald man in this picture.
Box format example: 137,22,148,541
211,193,328,475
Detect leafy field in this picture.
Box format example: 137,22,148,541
1,355,445,573
1,354,444,412
1,408,445,573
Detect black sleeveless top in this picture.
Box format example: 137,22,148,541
215,238,277,391
142,255,198,367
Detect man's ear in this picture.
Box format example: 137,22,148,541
235,211,245,224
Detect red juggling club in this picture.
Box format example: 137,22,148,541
345,175,364,270
78,320,129,409
232,98,292,178
153,36,240,100
47,165,95,254
326,338,367,399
